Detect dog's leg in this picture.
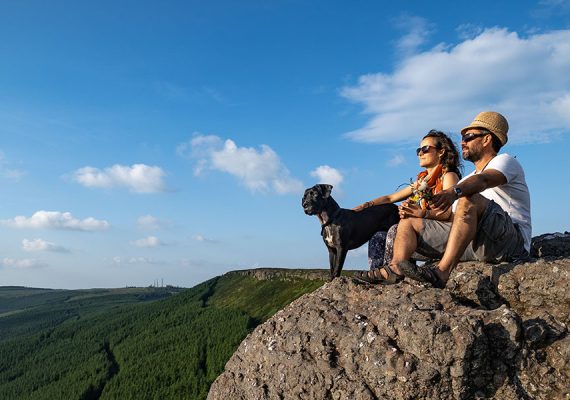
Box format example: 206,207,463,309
328,248,337,281
331,248,348,279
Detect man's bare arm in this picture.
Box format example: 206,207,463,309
430,169,507,212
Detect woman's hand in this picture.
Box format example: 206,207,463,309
352,201,373,212
352,204,365,212
398,201,426,219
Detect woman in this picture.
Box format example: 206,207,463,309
353,130,462,284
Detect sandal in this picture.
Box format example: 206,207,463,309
352,265,404,285
398,260,445,289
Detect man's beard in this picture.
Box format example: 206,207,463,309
463,147,481,162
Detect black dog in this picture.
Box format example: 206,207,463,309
302,184,399,280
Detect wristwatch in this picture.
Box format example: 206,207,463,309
452,186,462,198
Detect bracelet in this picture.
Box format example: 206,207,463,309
423,209,430,219
365,201,374,208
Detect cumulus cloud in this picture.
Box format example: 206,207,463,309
137,215,170,231
72,164,167,193
22,238,70,253
2,211,110,231
177,134,221,159
341,28,570,144
1,258,44,269
131,236,162,248
179,134,304,194
310,165,344,190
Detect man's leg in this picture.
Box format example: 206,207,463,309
435,194,489,282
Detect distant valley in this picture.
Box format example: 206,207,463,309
0,269,326,399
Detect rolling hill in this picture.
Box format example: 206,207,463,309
0,269,326,399
0,285,182,342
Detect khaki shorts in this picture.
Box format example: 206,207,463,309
417,200,528,263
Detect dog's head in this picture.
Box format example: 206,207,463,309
302,184,333,215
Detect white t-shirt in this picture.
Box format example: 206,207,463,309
457,153,532,252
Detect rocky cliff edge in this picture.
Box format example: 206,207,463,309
208,234,570,400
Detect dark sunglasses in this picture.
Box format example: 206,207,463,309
416,145,437,156
461,132,489,143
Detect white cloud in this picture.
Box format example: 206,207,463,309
341,28,570,144
72,164,167,193
182,134,304,194
177,134,224,176
539,0,566,4
456,24,484,40
137,215,169,231
2,211,110,231
154,81,188,99
394,15,434,57
131,236,162,248
0,151,25,181
191,234,217,243
4,169,26,180
22,238,70,253
111,256,159,265
202,87,225,103
310,165,344,190
177,134,221,162
538,0,570,10
1,258,44,269
552,93,570,124
387,154,406,167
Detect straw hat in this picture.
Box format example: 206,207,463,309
461,111,509,146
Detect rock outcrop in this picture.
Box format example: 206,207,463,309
530,232,570,258
209,236,570,400
228,268,329,281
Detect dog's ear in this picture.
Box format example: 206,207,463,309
318,184,333,198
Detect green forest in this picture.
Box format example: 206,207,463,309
0,270,325,399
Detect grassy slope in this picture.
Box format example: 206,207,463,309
0,271,325,400
208,272,325,320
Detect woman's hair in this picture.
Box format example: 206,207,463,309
423,130,463,179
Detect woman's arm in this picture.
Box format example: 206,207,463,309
353,185,413,211
441,172,459,190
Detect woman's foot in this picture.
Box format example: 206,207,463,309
352,265,404,285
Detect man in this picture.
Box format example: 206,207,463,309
390,111,531,288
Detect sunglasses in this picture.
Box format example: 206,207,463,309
416,145,437,156
461,132,489,143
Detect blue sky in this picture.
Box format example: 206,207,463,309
1,0,569,289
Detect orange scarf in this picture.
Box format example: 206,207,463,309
414,164,445,209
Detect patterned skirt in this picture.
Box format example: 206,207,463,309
368,223,398,270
